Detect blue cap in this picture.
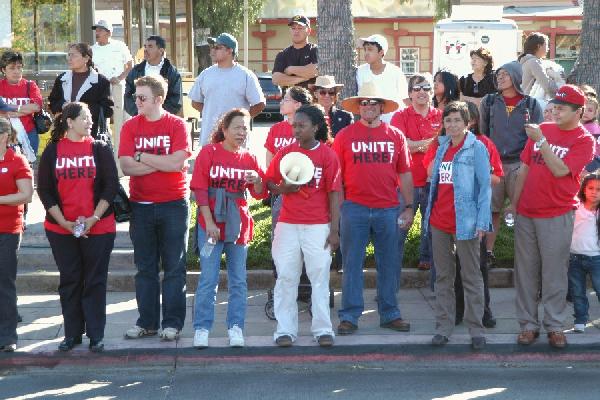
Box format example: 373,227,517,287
207,33,238,55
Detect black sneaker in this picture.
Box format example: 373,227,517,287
89,339,105,353
275,335,293,347
0,344,16,352
431,334,449,346
471,336,486,351
58,336,82,352
317,334,334,347
483,314,497,328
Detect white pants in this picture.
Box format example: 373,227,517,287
110,82,128,177
272,222,334,341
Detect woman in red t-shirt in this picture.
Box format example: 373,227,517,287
0,118,33,352
37,102,118,353
190,108,266,349
0,51,43,160
265,104,341,347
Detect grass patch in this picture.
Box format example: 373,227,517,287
187,200,516,269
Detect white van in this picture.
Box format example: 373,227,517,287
433,5,521,77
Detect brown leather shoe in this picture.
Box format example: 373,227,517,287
517,330,540,345
337,321,358,335
547,331,567,349
380,318,411,332
417,262,431,271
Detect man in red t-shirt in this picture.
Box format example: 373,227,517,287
391,73,442,271
118,75,192,342
334,81,414,335
513,85,594,348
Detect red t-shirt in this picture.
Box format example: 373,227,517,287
332,122,411,208
45,138,116,235
0,79,43,133
190,143,265,245
425,135,504,178
518,123,594,218
265,142,341,224
503,94,524,116
390,106,442,187
264,121,295,155
118,113,191,203
429,139,465,234
0,148,32,233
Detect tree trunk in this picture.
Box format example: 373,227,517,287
567,0,600,94
317,0,357,98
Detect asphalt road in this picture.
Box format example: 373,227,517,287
1,359,599,400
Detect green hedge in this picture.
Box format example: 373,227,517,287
187,200,515,269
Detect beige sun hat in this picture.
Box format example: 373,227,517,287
308,75,344,91
341,81,399,114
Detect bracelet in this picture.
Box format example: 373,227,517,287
135,152,142,162
92,215,100,221
535,136,547,148
405,204,413,209
16,105,21,113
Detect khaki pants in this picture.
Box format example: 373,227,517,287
431,227,485,338
110,83,128,175
514,212,574,332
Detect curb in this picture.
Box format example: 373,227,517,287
16,268,514,293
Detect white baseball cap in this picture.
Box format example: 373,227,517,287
358,34,389,55
92,20,113,33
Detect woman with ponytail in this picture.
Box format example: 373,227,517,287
48,43,114,139
37,102,118,352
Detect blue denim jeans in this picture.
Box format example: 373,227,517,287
398,184,432,273
27,128,39,156
194,227,248,330
568,253,600,324
130,199,189,331
338,200,402,325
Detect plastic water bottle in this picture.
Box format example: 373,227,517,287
73,216,86,238
200,237,217,258
504,212,515,228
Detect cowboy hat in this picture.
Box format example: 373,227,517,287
308,75,344,91
341,81,399,114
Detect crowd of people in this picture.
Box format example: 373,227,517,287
0,15,599,354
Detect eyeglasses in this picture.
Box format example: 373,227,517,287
318,89,337,96
359,99,382,106
411,85,432,92
133,94,153,102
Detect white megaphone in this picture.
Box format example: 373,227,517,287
280,152,315,197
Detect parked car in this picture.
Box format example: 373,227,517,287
257,73,282,120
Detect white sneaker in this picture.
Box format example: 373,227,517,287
124,325,158,339
574,324,586,333
193,329,209,349
160,327,180,341
228,325,245,347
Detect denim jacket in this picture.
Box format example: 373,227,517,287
424,132,492,240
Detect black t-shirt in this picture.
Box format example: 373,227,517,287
459,72,497,98
272,43,318,88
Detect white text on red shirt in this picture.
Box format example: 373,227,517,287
135,136,171,154
350,141,395,164
55,156,96,179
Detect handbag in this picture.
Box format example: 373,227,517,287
96,107,113,146
113,183,132,223
26,81,53,134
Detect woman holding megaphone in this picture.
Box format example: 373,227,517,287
190,108,266,349
265,104,341,347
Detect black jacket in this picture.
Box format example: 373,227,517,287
124,58,183,116
330,106,353,137
48,69,114,139
37,140,119,225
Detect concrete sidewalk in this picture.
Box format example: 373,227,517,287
9,288,600,356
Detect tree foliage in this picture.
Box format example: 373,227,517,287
194,0,266,38
568,0,600,94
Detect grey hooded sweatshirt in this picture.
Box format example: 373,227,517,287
519,53,559,98
479,61,543,163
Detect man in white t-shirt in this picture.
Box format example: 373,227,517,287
188,33,265,147
356,34,408,123
91,19,134,158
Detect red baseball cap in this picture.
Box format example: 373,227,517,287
550,84,586,107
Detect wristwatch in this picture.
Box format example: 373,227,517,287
405,204,413,210
135,152,142,162
535,136,547,148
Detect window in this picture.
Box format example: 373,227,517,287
400,48,419,75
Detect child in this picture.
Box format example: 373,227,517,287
266,104,341,347
583,96,600,172
568,171,600,333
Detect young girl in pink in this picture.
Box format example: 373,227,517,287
568,171,600,333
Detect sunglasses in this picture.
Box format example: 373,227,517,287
411,85,432,92
318,89,337,96
133,94,153,102
359,99,382,106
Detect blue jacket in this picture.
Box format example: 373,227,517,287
424,132,492,240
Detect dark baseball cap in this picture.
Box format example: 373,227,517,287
288,15,310,28
550,84,586,107
207,33,238,54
